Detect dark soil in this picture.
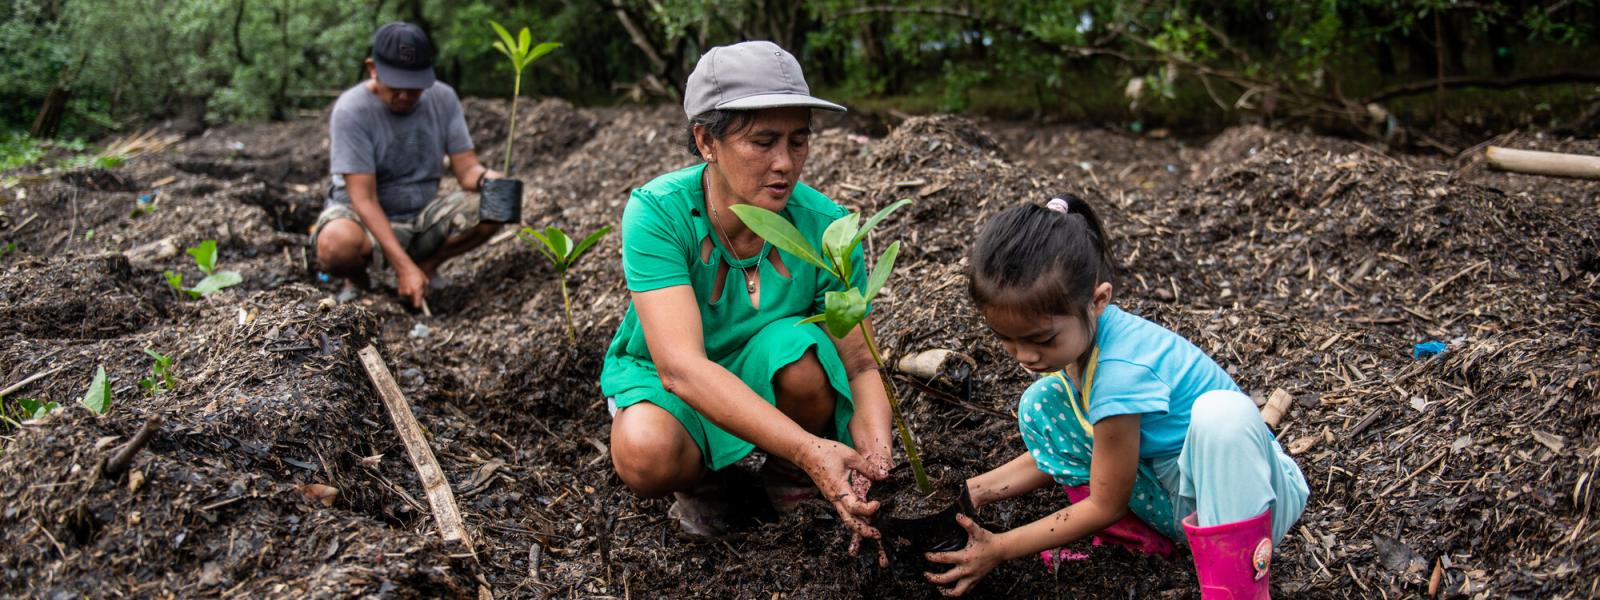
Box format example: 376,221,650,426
0,98,1595,599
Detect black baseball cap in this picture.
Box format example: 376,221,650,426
371,22,435,90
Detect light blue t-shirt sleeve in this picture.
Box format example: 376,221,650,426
620,189,692,293
1087,359,1173,424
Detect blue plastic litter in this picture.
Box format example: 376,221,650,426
136,193,155,205
1412,341,1447,359
316,272,332,283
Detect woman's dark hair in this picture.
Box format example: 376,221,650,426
684,109,758,157
968,194,1116,323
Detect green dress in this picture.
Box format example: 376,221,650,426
601,163,866,470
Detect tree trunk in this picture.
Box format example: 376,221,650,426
29,85,70,139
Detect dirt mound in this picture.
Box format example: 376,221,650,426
3,104,1598,599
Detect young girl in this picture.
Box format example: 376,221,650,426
924,196,1310,598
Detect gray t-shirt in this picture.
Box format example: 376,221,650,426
327,81,473,220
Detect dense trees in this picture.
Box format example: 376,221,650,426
3,0,1595,137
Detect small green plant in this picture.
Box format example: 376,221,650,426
488,20,561,175
519,225,611,344
81,366,110,416
137,349,176,396
730,199,931,493
16,398,58,421
163,239,242,299
0,242,16,260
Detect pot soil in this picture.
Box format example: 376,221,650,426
870,463,975,577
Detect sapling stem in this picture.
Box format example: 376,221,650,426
858,322,931,495
502,70,520,175
559,271,575,345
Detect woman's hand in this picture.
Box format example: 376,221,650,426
795,438,884,543
847,445,892,566
925,513,1008,597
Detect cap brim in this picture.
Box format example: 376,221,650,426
716,93,846,113
373,61,435,90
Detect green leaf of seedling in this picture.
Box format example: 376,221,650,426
527,42,562,64
566,225,612,268
188,271,241,297
866,241,900,303
163,270,184,293
821,213,861,280
518,227,560,265
728,205,835,276
188,239,218,275
17,398,57,420
796,313,827,326
0,242,16,260
489,20,517,56
493,40,514,61
138,377,157,395
849,198,913,252
823,289,867,338
544,227,571,264
144,348,172,369
518,27,532,56
81,366,110,416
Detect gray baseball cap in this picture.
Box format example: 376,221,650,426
683,41,845,118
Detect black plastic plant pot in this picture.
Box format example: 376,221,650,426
479,178,523,224
869,464,975,578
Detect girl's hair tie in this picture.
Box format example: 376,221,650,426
1046,197,1071,214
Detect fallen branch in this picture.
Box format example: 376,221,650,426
1364,71,1600,105
0,365,65,399
103,415,162,477
358,344,475,553
1485,146,1600,180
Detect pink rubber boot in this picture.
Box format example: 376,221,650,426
1181,509,1274,600
1039,485,1176,569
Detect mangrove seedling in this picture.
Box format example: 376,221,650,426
488,20,561,175
519,225,611,344
730,199,932,493
16,398,57,421
81,366,110,416
137,349,176,396
164,239,242,299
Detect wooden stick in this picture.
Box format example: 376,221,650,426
358,345,474,552
1379,450,1448,497
0,365,65,399
1485,146,1600,180
104,415,162,477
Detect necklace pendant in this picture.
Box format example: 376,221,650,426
746,281,756,293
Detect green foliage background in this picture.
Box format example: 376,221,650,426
2,0,1595,137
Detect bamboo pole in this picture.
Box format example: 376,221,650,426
1485,146,1600,180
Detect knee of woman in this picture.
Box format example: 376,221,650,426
1188,390,1265,445
611,418,693,497
773,350,830,401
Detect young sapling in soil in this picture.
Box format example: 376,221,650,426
137,349,176,396
482,20,560,223
163,240,241,299
519,225,611,344
729,199,932,493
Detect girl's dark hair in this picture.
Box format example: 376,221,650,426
968,194,1116,322
684,109,757,157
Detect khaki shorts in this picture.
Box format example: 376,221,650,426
311,191,478,271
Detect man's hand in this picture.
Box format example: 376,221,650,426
848,445,892,567
395,262,429,309
795,438,884,544
925,514,1007,597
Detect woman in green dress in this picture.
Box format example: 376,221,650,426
601,41,894,552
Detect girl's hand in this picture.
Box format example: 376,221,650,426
795,439,884,543
847,447,891,567
924,513,1007,597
